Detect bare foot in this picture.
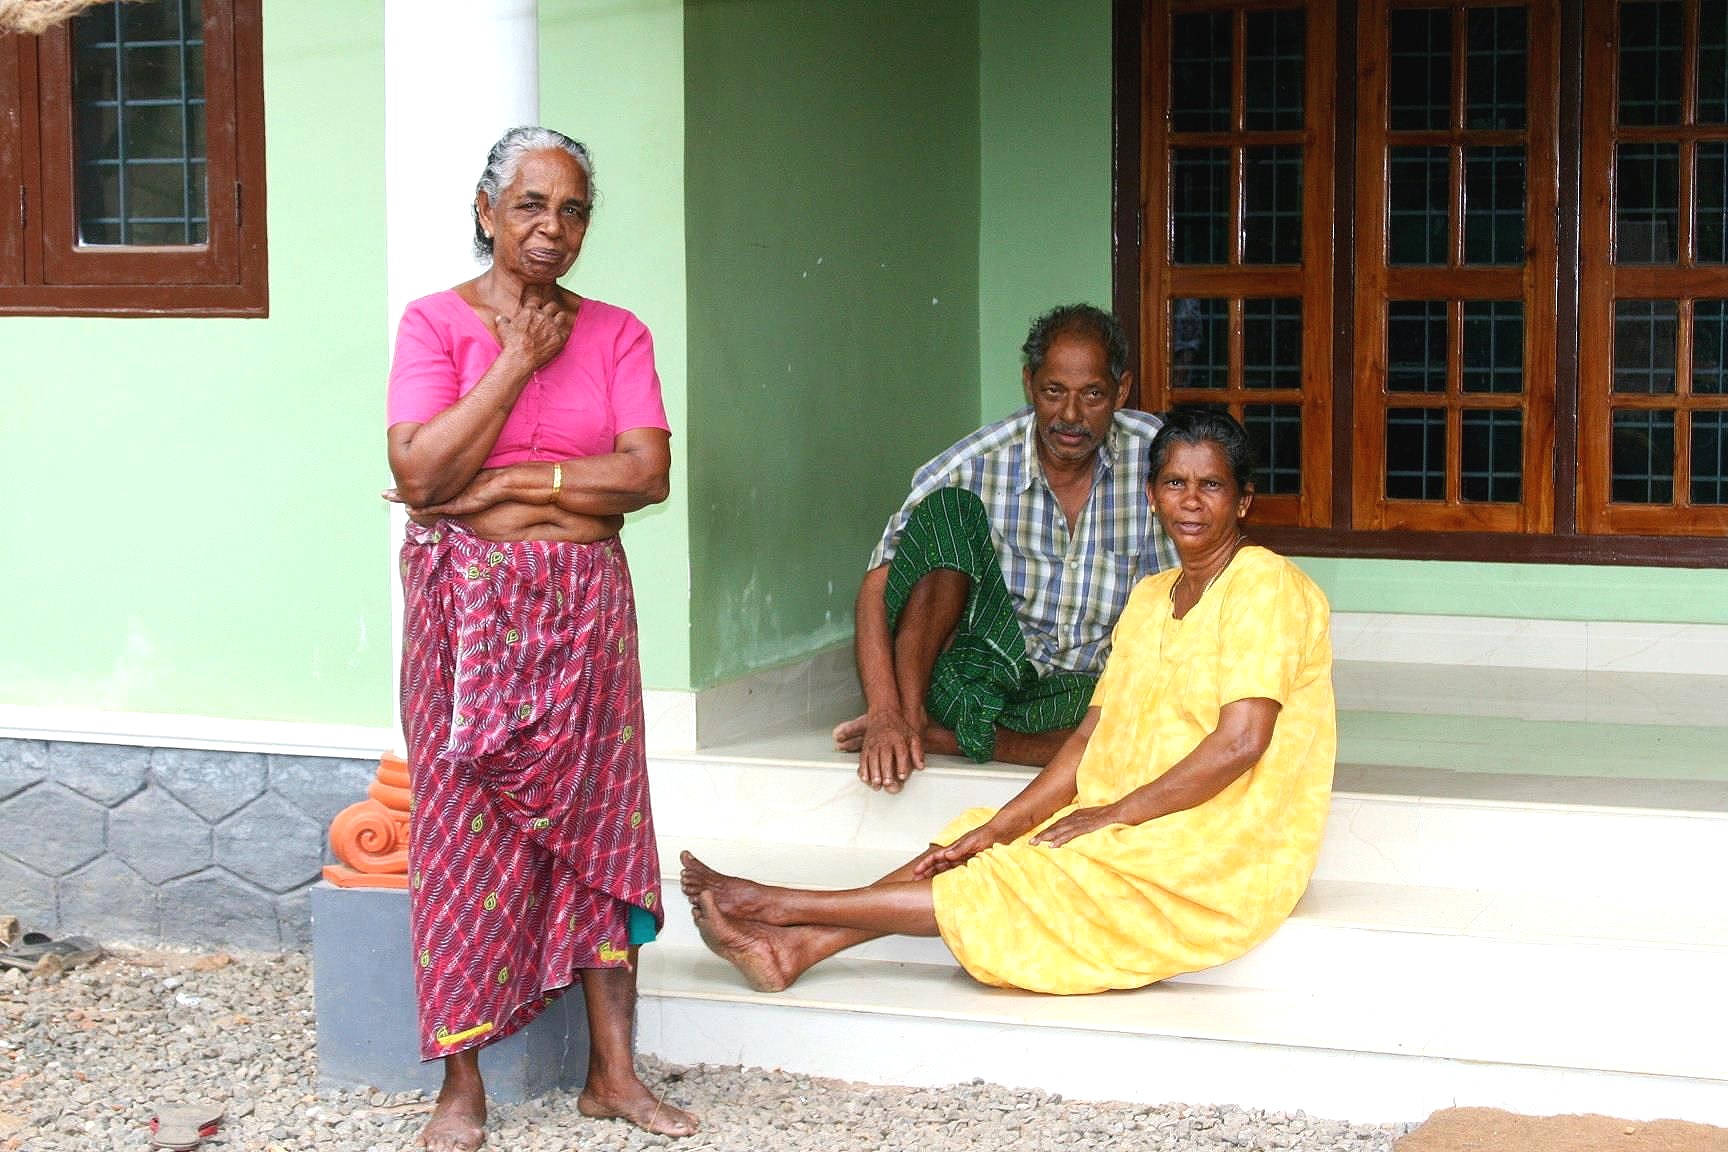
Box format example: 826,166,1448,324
832,714,867,752
419,1077,486,1151
578,1080,698,1138
679,851,785,922
921,724,961,757
690,889,800,992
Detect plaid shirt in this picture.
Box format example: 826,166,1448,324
869,408,1176,677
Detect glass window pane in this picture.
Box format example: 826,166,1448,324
1245,9,1305,131
1171,298,1229,389
1386,408,1448,499
1466,6,1528,129
71,0,206,247
1462,301,1524,394
1611,410,1676,502
1243,147,1304,264
1388,301,1447,392
1389,147,1450,265
1464,147,1526,265
1698,143,1728,263
1614,143,1680,264
1702,0,1728,123
1613,300,1678,394
1243,404,1303,495
1172,148,1230,264
1389,8,1452,130
1693,300,1728,393
1619,1,1684,126
1172,12,1232,133
1692,412,1728,503
1461,410,1523,502
1243,299,1302,389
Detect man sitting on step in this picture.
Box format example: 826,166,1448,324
833,304,1176,790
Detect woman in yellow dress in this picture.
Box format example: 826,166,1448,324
680,408,1334,995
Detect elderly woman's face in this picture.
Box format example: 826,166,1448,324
478,149,591,284
1149,439,1252,556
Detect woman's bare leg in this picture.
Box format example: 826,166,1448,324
575,955,698,1137
680,851,940,991
419,1049,486,1151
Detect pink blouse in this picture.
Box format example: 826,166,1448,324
386,289,670,468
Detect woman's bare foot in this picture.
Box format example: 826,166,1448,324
578,1079,698,1138
832,714,867,752
419,1058,486,1151
679,851,789,923
690,889,802,992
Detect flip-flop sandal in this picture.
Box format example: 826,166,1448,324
0,932,102,974
149,1104,224,1150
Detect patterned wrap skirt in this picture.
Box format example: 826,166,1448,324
400,520,663,1061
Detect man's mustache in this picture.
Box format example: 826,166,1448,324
1049,422,1094,439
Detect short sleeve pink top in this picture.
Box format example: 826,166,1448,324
386,290,670,468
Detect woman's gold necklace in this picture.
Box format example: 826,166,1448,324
1171,533,1246,607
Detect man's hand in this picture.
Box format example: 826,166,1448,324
911,820,1012,879
857,709,924,793
1030,803,1125,849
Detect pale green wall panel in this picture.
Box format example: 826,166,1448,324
0,2,391,725
1292,558,1728,624
540,0,693,691
978,0,1115,417
684,0,982,687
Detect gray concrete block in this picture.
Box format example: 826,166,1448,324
0,739,47,801
160,869,280,950
277,886,313,952
109,785,213,884
0,783,106,876
270,755,377,834
59,857,161,944
311,885,590,1102
217,793,324,894
0,853,57,933
46,741,148,806
152,748,267,822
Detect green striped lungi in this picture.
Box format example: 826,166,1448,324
884,487,1095,763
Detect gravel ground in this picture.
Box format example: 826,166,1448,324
0,949,1414,1151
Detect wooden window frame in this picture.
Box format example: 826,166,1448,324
0,0,267,317
1114,0,1728,566
1138,0,1337,529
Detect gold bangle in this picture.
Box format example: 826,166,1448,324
551,462,563,497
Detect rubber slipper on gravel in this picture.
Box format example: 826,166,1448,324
149,1104,224,1150
0,932,102,974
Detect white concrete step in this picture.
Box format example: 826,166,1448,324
640,725,1728,1124
635,946,1728,1125
651,839,1728,1000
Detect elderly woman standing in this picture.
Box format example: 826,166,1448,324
683,408,1334,999
387,126,696,1150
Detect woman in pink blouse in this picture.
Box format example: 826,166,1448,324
386,126,695,1150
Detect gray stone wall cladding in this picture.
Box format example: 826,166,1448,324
0,738,375,951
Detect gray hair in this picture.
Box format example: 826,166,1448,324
1022,303,1130,386
472,126,596,260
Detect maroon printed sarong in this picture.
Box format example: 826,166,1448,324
400,521,662,1061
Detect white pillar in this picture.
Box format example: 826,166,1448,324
383,1,539,748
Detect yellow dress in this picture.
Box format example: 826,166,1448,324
930,546,1335,994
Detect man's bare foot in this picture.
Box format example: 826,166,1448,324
578,1079,698,1137
679,851,787,922
832,714,868,752
920,724,961,757
419,1072,486,1151
690,889,801,992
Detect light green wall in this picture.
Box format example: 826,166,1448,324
0,1,391,725
539,0,692,691
1293,558,1728,623
978,0,1115,417
683,0,983,687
